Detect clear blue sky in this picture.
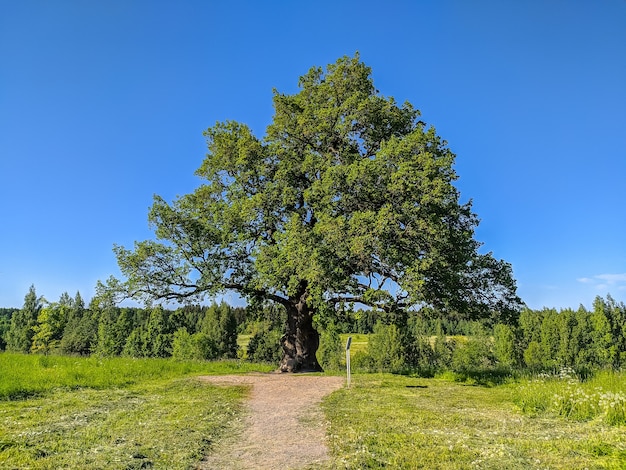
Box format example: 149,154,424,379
1,1,625,310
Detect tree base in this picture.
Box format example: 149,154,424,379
278,356,323,373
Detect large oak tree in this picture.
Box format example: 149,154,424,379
111,55,521,372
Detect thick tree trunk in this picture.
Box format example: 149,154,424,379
278,282,323,373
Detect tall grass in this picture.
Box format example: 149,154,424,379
322,373,626,469
515,367,626,425
0,352,272,400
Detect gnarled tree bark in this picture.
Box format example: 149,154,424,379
279,282,323,372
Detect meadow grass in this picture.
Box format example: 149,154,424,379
0,352,273,469
320,373,626,469
340,333,369,356
237,334,252,359
515,368,626,425
0,352,271,400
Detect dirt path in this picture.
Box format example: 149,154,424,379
196,373,344,470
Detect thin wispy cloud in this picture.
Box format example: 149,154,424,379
577,273,626,291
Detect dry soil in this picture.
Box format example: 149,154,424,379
196,373,344,470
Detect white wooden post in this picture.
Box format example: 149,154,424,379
345,336,352,388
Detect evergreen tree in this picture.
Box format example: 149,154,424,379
201,303,238,359
539,309,559,369
95,305,120,356
6,285,42,352
60,292,93,355
493,323,517,367
144,305,172,357
0,309,16,351
556,309,576,366
589,296,616,367
603,295,626,367
572,306,592,368
114,308,135,355
519,307,543,352
31,300,69,354
122,328,146,357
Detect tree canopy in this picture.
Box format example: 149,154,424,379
110,54,521,371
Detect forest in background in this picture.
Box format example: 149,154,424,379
2,285,625,377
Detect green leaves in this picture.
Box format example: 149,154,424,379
111,54,521,325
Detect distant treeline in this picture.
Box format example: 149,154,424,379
354,294,626,376
0,285,380,362
2,286,625,374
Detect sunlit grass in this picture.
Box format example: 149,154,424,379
0,352,273,468
320,373,626,469
0,352,272,400
237,334,252,359
515,368,626,425
340,333,368,356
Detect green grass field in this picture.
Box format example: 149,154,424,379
321,373,626,469
2,351,626,469
340,333,369,356
0,353,272,469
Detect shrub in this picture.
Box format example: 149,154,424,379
523,341,543,370
246,323,282,364
351,350,374,371
171,328,196,360
451,337,494,375
493,323,517,367
432,334,456,370
368,323,405,373
192,332,220,360
317,323,344,370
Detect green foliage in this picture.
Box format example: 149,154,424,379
59,292,96,355
144,305,174,357
171,327,195,360
0,315,11,351
367,322,405,373
317,323,344,370
451,337,494,375
515,297,626,371
523,341,543,370
6,285,42,353
30,302,68,354
200,303,238,359
107,55,521,372
432,333,456,370
94,305,120,356
493,323,517,367
246,322,282,364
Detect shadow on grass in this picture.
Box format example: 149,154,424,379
451,367,515,386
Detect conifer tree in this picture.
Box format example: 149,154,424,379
6,285,42,353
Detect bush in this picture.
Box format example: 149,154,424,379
318,324,344,370
246,323,282,364
171,328,196,360
451,337,494,374
432,334,456,370
351,350,374,371
368,323,405,373
523,341,543,370
192,332,220,360
493,323,517,367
